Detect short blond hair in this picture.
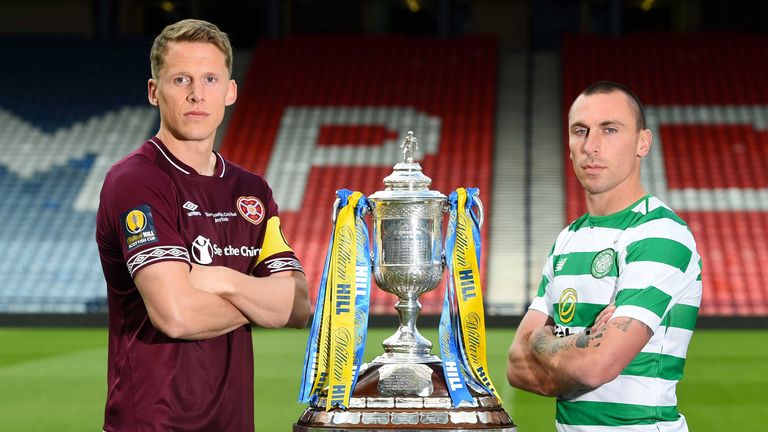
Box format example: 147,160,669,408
150,19,233,79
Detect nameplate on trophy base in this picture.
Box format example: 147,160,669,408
378,364,433,397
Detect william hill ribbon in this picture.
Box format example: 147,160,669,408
298,190,370,410
350,201,372,392
297,226,332,404
439,206,475,407
443,188,502,404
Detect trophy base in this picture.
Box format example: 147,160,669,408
294,362,516,431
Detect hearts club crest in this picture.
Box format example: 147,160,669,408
236,196,265,225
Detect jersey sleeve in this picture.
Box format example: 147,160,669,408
529,242,556,317
612,219,701,332
98,161,190,278
251,187,303,277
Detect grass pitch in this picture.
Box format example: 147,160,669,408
0,327,766,430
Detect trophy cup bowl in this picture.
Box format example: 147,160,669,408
369,192,446,364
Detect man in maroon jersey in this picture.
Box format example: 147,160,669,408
96,19,310,431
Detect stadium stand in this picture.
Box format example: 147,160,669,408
219,35,498,314
4,31,766,319
562,33,768,315
0,37,156,312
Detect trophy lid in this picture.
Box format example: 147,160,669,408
369,131,446,200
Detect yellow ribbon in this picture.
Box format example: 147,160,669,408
307,280,332,399
453,188,502,402
325,192,362,410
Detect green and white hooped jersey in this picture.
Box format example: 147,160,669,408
529,195,702,432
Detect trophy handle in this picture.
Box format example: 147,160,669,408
474,196,485,228
441,195,484,229
440,195,484,266
332,196,372,223
331,197,341,223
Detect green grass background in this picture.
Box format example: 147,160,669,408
1,327,767,431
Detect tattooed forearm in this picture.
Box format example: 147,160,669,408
575,326,606,349
614,317,634,332
548,336,571,356
574,332,590,348
558,318,646,352
532,319,623,361
532,330,577,357
531,332,548,356
592,329,603,347
609,317,653,337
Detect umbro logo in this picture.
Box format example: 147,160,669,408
183,201,202,217
265,257,303,273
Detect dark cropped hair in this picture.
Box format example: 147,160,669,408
581,81,647,131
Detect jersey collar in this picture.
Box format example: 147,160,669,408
148,137,226,178
583,194,652,229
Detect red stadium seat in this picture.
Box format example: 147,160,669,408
220,36,498,315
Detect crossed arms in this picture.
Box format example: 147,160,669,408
135,261,310,340
506,308,653,396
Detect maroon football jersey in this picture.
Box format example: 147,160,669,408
96,137,302,431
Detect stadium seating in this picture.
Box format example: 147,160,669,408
562,33,768,315
7,31,766,319
0,37,155,312
220,35,498,314
0,35,497,316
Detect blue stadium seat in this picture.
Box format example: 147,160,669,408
0,37,157,312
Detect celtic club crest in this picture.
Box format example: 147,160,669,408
591,248,616,279
236,196,265,225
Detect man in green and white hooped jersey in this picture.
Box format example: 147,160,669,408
507,81,702,432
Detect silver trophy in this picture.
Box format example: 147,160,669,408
369,131,446,365
295,132,515,431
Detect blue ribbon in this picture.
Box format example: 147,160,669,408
298,190,349,403
298,189,371,405
460,188,494,395
350,196,371,391
466,188,482,263
297,199,337,403
439,190,476,407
